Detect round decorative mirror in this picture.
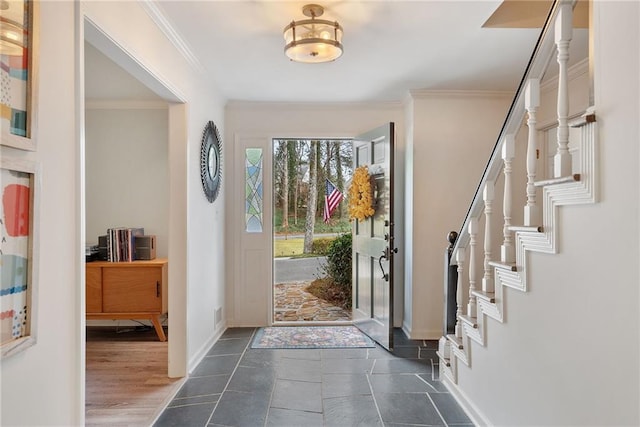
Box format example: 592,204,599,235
200,121,222,203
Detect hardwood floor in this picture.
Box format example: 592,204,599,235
85,326,183,426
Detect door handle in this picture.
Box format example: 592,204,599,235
378,251,389,282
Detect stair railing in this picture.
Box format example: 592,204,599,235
453,0,567,254
440,0,593,378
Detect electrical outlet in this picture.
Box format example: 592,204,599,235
215,307,223,325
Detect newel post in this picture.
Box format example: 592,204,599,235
501,135,515,263
524,78,541,226
554,0,573,178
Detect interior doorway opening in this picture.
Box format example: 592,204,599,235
272,138,353,323
82,16,189,425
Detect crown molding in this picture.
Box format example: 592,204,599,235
140,0,205,74
409,89,513,100
225,100,403,112
85,99,168,110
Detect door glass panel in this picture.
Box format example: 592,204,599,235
245,148,263,233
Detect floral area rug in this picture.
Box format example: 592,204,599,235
251,326,375,349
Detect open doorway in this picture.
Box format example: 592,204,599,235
272,139,353,323
82,17,189,425
83,40,178,425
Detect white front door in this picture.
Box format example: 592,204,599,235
352,123,396,351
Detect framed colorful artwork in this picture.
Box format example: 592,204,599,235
1,157,39,358
1,0,39,151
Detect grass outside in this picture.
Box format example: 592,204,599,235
274,237,331,258
274,238,304,258
274,209,351,235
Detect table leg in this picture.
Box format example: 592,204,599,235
150,315,167,342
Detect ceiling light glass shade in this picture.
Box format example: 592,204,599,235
283,5,343,63
0,19,25,56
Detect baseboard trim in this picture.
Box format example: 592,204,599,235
401,321,412,338
442,375,492,426
188,322,227,374
404,327,443,340
148,376,187,426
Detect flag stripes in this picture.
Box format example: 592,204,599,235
323,179,344,223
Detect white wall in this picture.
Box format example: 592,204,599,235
85,107,169,257
404,91,512,339
0,2,81,425
454,2,640,425
1,1,228,424
225,102,405,327
82,1,228,374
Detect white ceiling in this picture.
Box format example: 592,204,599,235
85,1,589,103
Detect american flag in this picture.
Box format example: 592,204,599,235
323,179,344,223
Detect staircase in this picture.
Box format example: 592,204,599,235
437,0,597,383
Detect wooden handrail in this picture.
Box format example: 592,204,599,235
451,0,573,260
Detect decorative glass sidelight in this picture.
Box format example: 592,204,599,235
245,148,263,233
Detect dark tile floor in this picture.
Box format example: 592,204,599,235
154,328,473,427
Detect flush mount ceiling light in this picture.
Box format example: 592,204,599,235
0,0,26,56
283,4,343,63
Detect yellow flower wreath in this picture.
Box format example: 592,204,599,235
348,166,375,221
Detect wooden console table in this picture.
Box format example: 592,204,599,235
86,259,168,341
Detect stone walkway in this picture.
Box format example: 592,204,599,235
274,281,351,322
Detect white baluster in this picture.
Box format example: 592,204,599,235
501,135,515,264
554,1,573,178
455,248,465,339
524,78,541,226
467,219,478,318
483,182,495,293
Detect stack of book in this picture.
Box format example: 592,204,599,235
105,227,144,262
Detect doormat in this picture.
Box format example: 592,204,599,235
251,326,375,349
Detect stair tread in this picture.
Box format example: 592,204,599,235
435,351,451,367
459,315,478,328
446,334,464,349
472,290,496,303
508,225,543,233
534,173,580,187
488,261,517,271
